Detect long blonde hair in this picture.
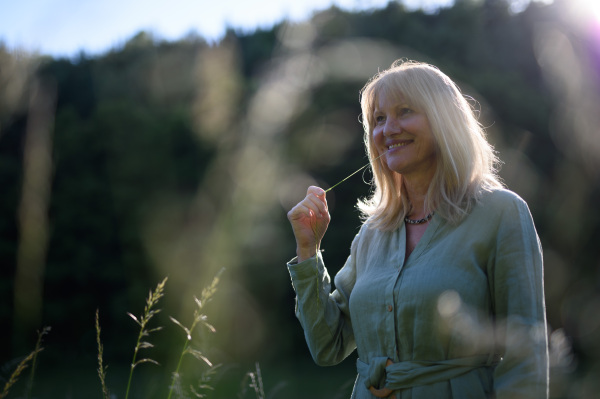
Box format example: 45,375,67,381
358,60,503,231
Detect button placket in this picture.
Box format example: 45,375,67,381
384,271,398,356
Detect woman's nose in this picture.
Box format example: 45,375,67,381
383,117,401,136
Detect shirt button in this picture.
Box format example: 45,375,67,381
387,305,393,312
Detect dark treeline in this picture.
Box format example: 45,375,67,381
1,0,599,397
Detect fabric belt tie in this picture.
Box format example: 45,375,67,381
357,354,501,392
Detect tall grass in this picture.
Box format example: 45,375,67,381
3,272,268,399
0,327,49,399
95,309,110,399
167,268,224,399
0,350,39,399
239,363,265,399
25,326,50,399
92,272,240,399
125,277,168,399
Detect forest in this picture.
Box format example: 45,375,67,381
1,0,599,397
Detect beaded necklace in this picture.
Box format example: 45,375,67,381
404,212,434,225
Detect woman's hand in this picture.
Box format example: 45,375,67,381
287,186,330,262
369,359,395,398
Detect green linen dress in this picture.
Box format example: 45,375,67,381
287,189,549,398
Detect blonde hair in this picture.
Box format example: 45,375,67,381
358,60,503,231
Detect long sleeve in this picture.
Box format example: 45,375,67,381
287,188,549,399
489,194,549,398
287,236,359,366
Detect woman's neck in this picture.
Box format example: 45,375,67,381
403,173,434,218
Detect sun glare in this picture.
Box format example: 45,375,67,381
573,0,600,22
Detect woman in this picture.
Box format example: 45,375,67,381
286,60,549,398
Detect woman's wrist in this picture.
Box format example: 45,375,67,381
296,246,317,263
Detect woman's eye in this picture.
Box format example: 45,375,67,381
375,115,385,124
399,108,413,116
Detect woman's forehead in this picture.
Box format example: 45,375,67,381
374,89,409,110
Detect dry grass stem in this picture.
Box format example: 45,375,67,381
0,348,42,399
239,362,265,399
125,277,168,399
95,309,110,399
25,326,50,399
167,269,223,399
249,362,265,399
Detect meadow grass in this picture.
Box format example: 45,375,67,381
167,268,224,399
2,271,275,399
0,350,39,399
239,363,265,399
95,309,110,399
0,325,49,399
25,326,50,399
124,277,168,399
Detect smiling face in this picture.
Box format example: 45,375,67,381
372,91,438,180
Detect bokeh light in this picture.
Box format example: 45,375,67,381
1,1,599,398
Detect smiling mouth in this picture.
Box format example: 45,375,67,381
388,141,411,150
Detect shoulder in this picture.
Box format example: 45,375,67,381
480,187,526,205
472,188,539,240
476,188,530,215
463,188,536,233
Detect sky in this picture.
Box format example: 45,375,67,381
2,0,597,59
0,0,454,58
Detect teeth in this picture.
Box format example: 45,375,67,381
388,142,409,150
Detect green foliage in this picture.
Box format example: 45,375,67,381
0,0,598,396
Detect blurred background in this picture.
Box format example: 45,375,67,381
1,0,599,397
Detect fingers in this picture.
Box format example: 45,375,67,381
306,185,328,215
368,386,394,398
307,185,326,199
287,186,331,261
288,186,328,221
305,194,328,218
368,359,395,398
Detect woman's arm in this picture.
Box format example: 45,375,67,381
490,194,549,398
288,249,357,365
287,186,358,365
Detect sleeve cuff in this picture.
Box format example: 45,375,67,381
287,251,324,280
